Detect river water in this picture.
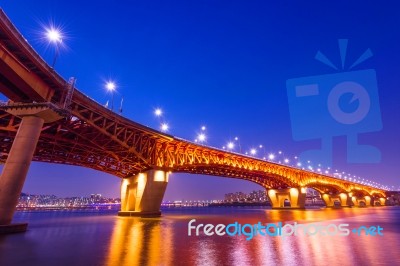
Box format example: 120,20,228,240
0,206,399,266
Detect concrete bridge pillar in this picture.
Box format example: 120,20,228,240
351,195,372,207
267,188,306,209
321,192,352,207
0,103,62,233
372,197,386,206
0,115,44,225
118,170,168,217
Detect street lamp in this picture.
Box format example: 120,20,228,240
259,144,266,158
161,123,169,132
46,27,62,67
227,142,234,150
194,126,207,143
154,108,163,117
250,148,257,156
197,133,206,143
153,108,166,131
268,153,275,161
234,137,241,153
105,81,116,111
119,97,124,114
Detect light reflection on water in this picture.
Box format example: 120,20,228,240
0,207,399,265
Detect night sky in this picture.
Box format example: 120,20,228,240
1,1,399,199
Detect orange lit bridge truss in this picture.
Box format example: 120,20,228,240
0,102,386,200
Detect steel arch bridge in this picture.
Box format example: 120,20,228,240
0,9,388,224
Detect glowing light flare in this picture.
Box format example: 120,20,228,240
154,108,162,116
197,133,206,142
46,28,62,43
268,154,275,160
160,123,169,132
227,142,234,150
106,81,116,91
250,148,257,155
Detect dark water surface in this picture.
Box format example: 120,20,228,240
0,207,399,266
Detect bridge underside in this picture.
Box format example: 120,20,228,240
0,109,157,177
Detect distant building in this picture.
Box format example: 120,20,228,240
224,190,268,203
248,190,268,202
17,193,120,208
387,192,400,205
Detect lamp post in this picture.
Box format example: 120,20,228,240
226,141,235,151
161,123,169,132
268,153,275,161
197,133,206,143
234,137,241,153
46,28,62,68
119,97,124,114
154,108,169,132
259,144,266,159
196,126,207,143
154,108,162,117
105,81,116,111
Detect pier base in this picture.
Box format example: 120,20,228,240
267,188,306,209
321,192,352,207
352,195,372,207
0,223,28,234
118,170,168,217
373,197,386,206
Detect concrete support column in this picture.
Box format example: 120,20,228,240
0,115,44,225
267,187,306,209
119,170,169,217
372,197,386,206
321,192,352,208
351,195,372,207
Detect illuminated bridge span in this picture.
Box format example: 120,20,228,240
0,10,387,227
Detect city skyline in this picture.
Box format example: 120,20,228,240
16,187,316,203
0,1,399,199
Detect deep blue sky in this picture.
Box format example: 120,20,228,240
1,1,399,199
